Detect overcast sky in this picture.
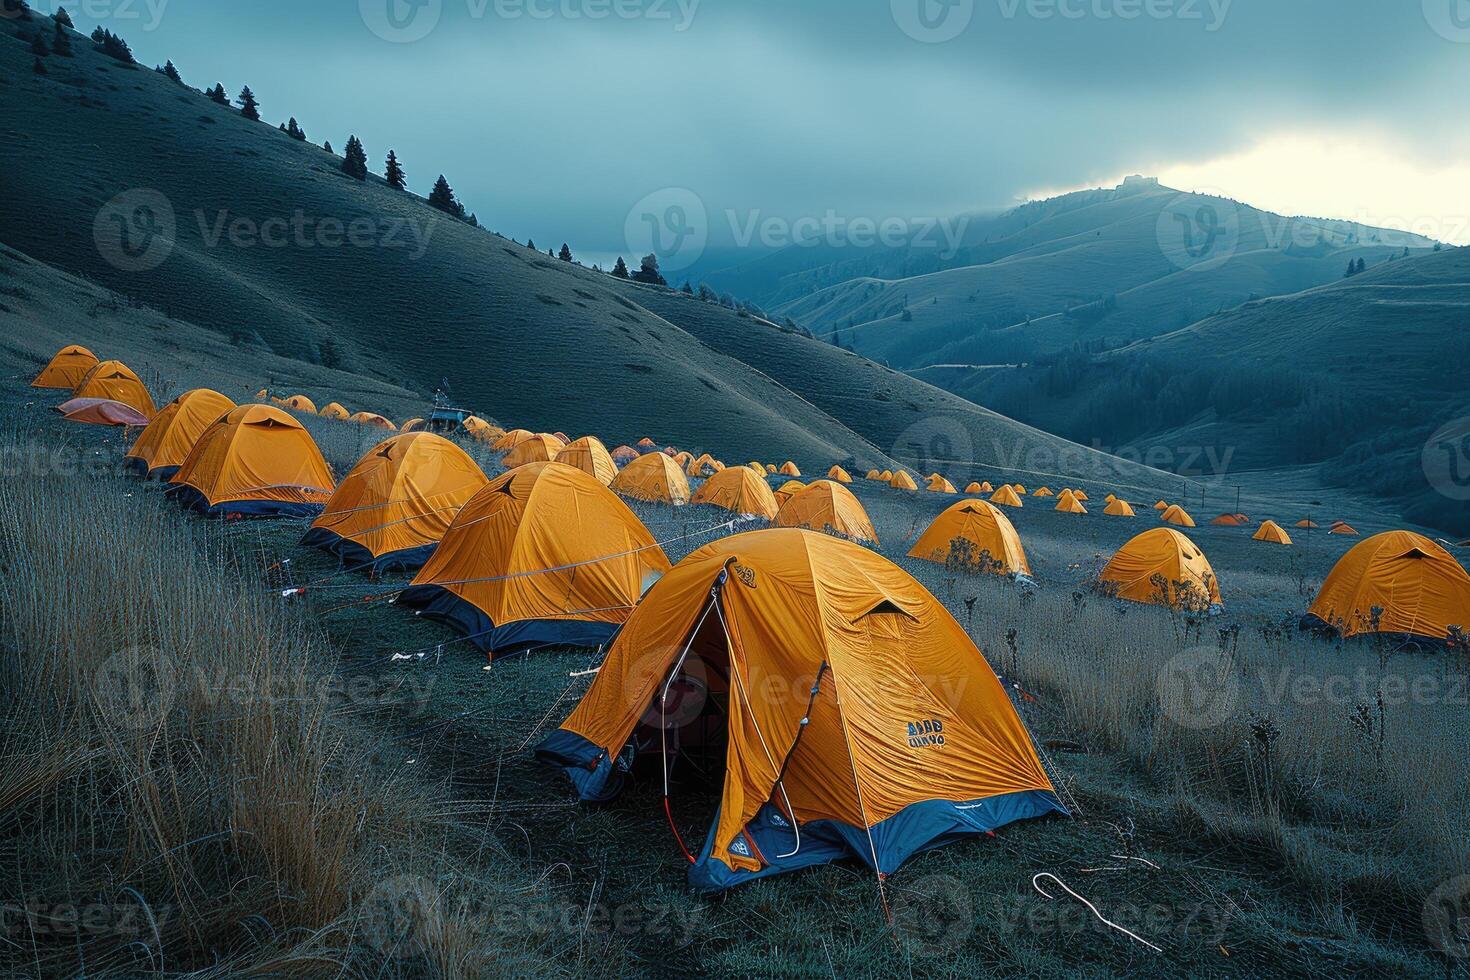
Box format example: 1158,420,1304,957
61,0,1470,252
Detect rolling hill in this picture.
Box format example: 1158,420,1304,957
0,14,1174,492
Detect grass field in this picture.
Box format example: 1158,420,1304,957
4,371,1467,978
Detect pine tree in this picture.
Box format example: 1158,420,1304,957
427,175,464,217
90,28,133,63
558,243,573,262
206,83,229,106
384,150,406,190
611,256,630,279
237,86,260,121
342,136,368,180
632,254,667,286
285,117,306,141
548,247,555,258
323,140,333,155
54,6,72,27
526,239,536,251
30,30,48,58
51,18,70,55
160,59,181,83
681,281,694,294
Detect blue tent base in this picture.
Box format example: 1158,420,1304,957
299,528,437,576
171,485,325,519
1299,614,1451,650
397,585,620,657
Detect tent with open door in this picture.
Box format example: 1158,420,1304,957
537,529,1065,892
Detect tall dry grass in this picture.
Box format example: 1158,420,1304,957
0,429,558,978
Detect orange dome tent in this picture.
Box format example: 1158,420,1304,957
555,436,619,485
55,398,150,427
1305,531,1470,642
927,475,958,494
889,471,918,491
775,480,878,544
125,388,237,479
827,465,853,484
779,461,801,477
72,360,155,418
963,482,984,494
1054,490,1087,514
765,464,778,474
1032,487,1053,498
866,469,882,481
32,344,98,389
503,433,566,468
279,394,318,414
320,402,351,420
611,452,692,506
302,432,489,572
1210,514,1244,527
909,500,1030,575
636,437,658,451
774,480,808,507
1160,504,1196,527
399,462,670,656
536,529,1064,891
1099,528,1221,611
878,469,894,482
1253,521,1292,545
461,416,500,441
494,428,537,452
1103,498,1136,517
1296,519,1319,529
349,411,397,430
401,418,426,432
691,466,780,519
990,484,1023,508
612,445,641,465
1330,523,1360,536
169,405,335,517
1153,500,1169,511
1073,490,1089,502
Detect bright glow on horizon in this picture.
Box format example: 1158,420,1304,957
1031,134,1470,246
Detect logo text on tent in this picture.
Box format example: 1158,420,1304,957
907,718,946,747
733,564,757,589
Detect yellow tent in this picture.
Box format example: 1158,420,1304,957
909,500,1029,575
927,475,958,495
866,469,882,481
1160,504,1196,528
280,394,318,414
462,416,502,441
32,344,98,389
1099,528,1221,610
493,428,537,451
536,528,1064,891
1153,500,1169,511
1032,487,1053,498
1252,520,1292,545
765,464,778,474
1103,498,1136,517
302,432,488,572
1305,531,1470,642
555,436,619,485
124,388,237,479
503,433,566,468
691,466,780,519
1073,490,1089,502
774,480,808,507
612,445,642,465
611,452,692,506
1013,485,1026,495
990,484,1023,508
879,470,894,482
963,482,984,494
1105,494,1117,504
779,461,802,477
1330,523,1360,536
401,418,426,432
889,471,919,491
319,402,351,420
400,462,671,657
1054,490,1087,514
827,465,853,484
775,480,878,544
73,360,155,418
350,411,398,430
169,405,335,517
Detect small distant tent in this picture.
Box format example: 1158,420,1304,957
673,451,695,468
1304,531,1470,642
779,461,802,477
927,475,958,494
889,471,918,491
774,480,808,507
1160,505,1196,528
636,437,658,452
1329,523,1360,536
611,452,692,506
1104,494,1117,504
977,481,994,493
1296,519,1319,529
462,416,501,441
1210,514,1245,527
691,466,780,520
776,480,878,544
1153,500,1169,511
963,482,984,494
827,465,853,484
399,462,671,656
169,405,335,517
32,344,98,389
1103,498,1136,517
1073,490,1089,502
302,432,489,572
55,398,150,427
909,500,1029,575
1252,520,1292,545
1032,487,1053,498
866,469,882,481
990,484,1023,508
556,436,619,485
1013,485,1027,495
1054,490,1087,514
320,402,351,420
552,432,571,445
536,529,1064,891
611,445,641,465
686,456,712,479
280,395,318,414
350,411,398,430
878,470,894,482
72,360,155,418
765,464,778,474
503,433,566,468
124,388,237,479
401,418,426,432
1099,528,1221,611
494,428,537,452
